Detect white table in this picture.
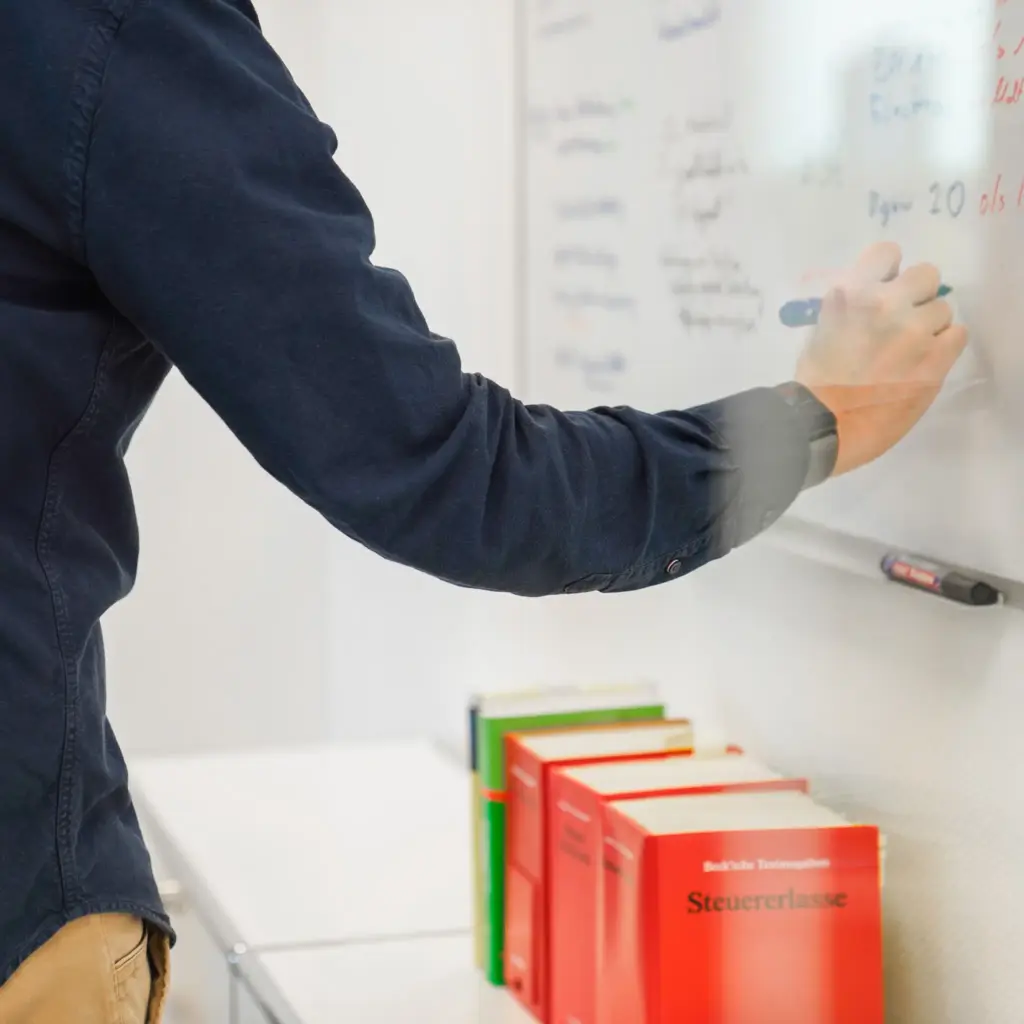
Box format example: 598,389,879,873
236,935,534,1024
133,740,472,953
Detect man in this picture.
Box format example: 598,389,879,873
0,0,965,1020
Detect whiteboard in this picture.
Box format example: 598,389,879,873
522,0,1024,583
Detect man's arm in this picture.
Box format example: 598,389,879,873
79,0,811,597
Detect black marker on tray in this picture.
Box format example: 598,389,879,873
880,552,1001,606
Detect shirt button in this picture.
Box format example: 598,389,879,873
666,558,682,577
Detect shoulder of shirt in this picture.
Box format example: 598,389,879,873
60,0,267,259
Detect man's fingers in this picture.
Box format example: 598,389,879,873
814,242,902,296
945,322,969,355
896,325,969,395
878,312,966,382
901,325,970,419
851,241,902,284
817,286,848,329
878,295,952,341
914,323,969,382
884,262,941,307
916,297,954,336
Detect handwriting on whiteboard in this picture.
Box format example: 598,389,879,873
554,348,626,392
868,191,913,228
530,98,630,125
866,181,966,227
978,173,1024,215
662,250,763,336
660,112,748,231
870,47,943,123
527,0,1022,401
555,197,623,220
653,0,721,42
994,18,1024,106
553,247,619,271
528,97,633,156
552,289,636,314
859,177,1014,220
534,0,592,38
678,150,749,184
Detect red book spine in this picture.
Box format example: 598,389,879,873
596,804,654,1024
606,818,884,1023
504,738,548,1019
548,771,604,1024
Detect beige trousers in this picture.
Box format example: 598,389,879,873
0,914,170,1023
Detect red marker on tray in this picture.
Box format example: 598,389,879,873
881,552,1001,606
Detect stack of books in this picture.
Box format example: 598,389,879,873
468,682,666,983
468,685,885,1024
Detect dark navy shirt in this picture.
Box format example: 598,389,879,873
0,0,810,981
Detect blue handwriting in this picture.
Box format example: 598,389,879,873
658,2,721,41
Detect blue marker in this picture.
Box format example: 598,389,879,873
780,284,952,327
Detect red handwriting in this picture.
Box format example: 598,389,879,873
994,75,1024,105
993,20,1024,61
980,173,1006,215
978,173,1024,215
993,18,1024,108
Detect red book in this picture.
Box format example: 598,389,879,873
503,718,700,1022
599,790,884,1024
548,755,807,1024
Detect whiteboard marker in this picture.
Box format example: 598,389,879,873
780,285,952,328
880,552,1001,606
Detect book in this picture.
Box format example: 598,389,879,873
475,683,664,985
469,687,553,971
503,718,697,1021
599,790,884,1024
548,754,807,1024
468,698,483,969
470,687,563,971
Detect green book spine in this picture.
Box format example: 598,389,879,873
476,702,664,985
480,794,506,983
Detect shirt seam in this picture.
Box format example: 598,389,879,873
63,0,140,262
34,320,118,907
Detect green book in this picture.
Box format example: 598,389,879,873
468,686,563,971
475,683,664,985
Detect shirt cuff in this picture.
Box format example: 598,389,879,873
692,385,812,553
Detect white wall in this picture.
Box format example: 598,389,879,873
102,372,334,757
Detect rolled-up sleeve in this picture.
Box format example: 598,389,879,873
79,0,810,597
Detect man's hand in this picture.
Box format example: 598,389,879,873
794,241,968,477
